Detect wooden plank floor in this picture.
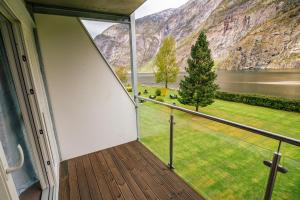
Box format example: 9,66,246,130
59,141,204,200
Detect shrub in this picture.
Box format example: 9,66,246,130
156,97,165,102
138,92,141,96
155,89,162,96
215,91,300,113
169,94,178,99
149,95,156,99
143,89,148,94
127,87,132,92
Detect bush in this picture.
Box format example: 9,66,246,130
115,66,128,84
215,91,300,113
169,94,178,99
127,87,132,92
143,89,148,94
155,89,162,96
156,97,165,102
149,95,156,99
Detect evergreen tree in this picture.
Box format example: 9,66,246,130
154,36,179,88
178,31,218,111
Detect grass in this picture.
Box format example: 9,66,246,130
138,85,300,200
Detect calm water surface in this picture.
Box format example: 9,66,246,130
136,69,300,99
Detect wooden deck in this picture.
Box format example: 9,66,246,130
59,141,204,200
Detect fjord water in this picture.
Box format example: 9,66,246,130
137,69,300,99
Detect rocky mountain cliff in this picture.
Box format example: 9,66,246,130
94,0,300,71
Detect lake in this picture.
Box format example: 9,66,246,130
136,69,300,99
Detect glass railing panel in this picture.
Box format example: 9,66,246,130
272,143,300,199
138,98,300,200
139,101,170,163
172,110,277,199
200,99,300,141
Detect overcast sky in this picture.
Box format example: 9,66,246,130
82,0,189,38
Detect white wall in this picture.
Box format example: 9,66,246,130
35,14,137,161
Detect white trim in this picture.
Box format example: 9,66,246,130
0,16,48,189
31,27,63,161
12,21,56,188
0,141,19,200
2,0,35,27
41,187,50,200
0,2,61,199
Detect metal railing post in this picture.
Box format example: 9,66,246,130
168,107,174,169
263,141,288,200
264,151,281,200
129,13,140,140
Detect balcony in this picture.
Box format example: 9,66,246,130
59,141,203,200
57,95,300,200
1,1,299,200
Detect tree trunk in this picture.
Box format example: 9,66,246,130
196,102,199,112
165,80,168,88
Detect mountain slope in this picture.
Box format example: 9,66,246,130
94,0,300,71
220,4,300,70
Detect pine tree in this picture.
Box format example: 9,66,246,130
154,36,179,88
178,31,218,111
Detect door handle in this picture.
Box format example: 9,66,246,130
6,144,24,174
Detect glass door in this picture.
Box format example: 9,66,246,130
0,21,39,197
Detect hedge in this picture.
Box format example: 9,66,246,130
215,91,300,113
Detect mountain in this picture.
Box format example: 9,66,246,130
94,0,300,71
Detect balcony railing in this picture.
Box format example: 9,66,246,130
137,96,300,200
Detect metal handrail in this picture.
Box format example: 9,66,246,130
138,96,300,147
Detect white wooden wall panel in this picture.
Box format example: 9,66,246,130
35,14,137,161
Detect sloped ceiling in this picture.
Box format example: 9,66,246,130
26,0,146,15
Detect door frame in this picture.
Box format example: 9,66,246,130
0,142,19,200
0,2,58,199
0,22,20,200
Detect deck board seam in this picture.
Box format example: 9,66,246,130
112,146,161,200
89,153,114,200
83,156,103,200
124,143,179,199
98,151,126,200
78,157,93,200
109,148,146,200
102,149,136,200
89,154,104,200
73,159,81,200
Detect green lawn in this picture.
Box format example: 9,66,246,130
138,86,300,200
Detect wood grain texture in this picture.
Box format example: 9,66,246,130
59,141,204,200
